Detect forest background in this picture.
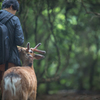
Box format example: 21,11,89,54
0,0,100,95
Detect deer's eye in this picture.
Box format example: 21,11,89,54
29,50,33,53
30,51,32,53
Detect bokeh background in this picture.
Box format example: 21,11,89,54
0,0,100,97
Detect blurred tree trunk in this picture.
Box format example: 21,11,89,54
89,59,97,90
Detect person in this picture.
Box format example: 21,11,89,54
0,0,24,87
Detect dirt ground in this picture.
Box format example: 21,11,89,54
37,90,100,100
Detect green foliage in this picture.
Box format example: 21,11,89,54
0,3,1,7
17,0,100,94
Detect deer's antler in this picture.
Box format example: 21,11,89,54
31,43,46,54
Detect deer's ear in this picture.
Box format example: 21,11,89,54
17,46,23,54
26,42,30,52
34,54,45,60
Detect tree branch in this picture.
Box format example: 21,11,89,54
81,0,100,16
47,0,61,75
38,76,60,84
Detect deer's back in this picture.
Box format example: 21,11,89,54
2,66,37,96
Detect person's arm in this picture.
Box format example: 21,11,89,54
14,17,24,46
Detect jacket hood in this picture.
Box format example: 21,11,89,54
0,10,13,21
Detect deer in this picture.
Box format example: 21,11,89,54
1,42,46,100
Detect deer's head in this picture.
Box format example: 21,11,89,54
18,42,46,67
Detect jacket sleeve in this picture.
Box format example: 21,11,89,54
14,17,24,46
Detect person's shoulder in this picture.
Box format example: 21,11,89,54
11,15,20,21
11,15,21,25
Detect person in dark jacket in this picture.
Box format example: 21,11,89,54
0,0,24,87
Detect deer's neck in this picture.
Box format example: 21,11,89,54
22,62,33,69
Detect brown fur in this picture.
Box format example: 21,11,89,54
2,66,37,100
2,43,45,100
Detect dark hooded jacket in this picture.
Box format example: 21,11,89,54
0,10,24,66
